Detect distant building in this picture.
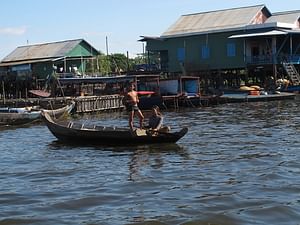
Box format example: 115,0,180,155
0,39,99,81
141,5,300,87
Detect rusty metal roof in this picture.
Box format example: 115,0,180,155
1,39,93,63
161,5,269,38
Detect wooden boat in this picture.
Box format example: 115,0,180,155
0,101,75,126
43,101,75,119
0,107,41,126
220,92,296,103
42,112,188,145
29,89,51,98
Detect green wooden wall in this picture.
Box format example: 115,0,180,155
146,31,246,73
67,41,98,57
32,41,98,79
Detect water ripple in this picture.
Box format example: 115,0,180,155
0,99,300,224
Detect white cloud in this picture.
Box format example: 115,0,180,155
0,26,27,35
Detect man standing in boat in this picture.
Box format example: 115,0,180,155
127,83,144,130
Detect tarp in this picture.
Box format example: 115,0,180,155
137,91,155,95
184,80,198,93
160,80,179,95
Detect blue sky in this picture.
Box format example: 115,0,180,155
0,0,298,60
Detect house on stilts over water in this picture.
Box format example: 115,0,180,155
140,4,300,92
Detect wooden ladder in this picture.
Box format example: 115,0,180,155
282,62,300,85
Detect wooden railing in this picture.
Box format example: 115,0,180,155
75,95,125,113
246,54,300,65
246,55,274,64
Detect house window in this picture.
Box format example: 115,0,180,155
227,43,236,57
11,64,31,71
201,45,210,59
177,48,185,62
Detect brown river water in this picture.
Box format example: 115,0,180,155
0,97,300,225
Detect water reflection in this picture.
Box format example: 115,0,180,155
48,140,185,152
0,122,41,132
128,144,188,182
48,140,189,184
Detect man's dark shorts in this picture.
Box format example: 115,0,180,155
128,105,140,112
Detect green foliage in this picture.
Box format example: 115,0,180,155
131,54,146,65
98,54,111,75
85,52,161,75
109,53,128,73
85,53,111,75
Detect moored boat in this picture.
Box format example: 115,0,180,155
0,107,41,126
42,112,188,145
0,101,75,126
43,101,75,119
220,91,296,103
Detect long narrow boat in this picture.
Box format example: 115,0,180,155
42,112,188,145
0,101,75,126
0,107,41,126
43,101,75,119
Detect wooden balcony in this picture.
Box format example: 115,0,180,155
246,54,300,65
246,55,274,65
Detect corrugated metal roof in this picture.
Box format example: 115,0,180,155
139,36,164,42
0,58,54,66
1,39,85,63
161,5,268,38
266,10,300,24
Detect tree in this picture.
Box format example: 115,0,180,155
98,54,111,75
85,52,111,76
85,51,161,75
109,53,129,73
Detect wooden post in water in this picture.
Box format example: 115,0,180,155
2,81,5,104
127,51,129,72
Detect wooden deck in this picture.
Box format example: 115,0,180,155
0,95,125,113
162,95,220,109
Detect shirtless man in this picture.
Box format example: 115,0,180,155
127,83,144,130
